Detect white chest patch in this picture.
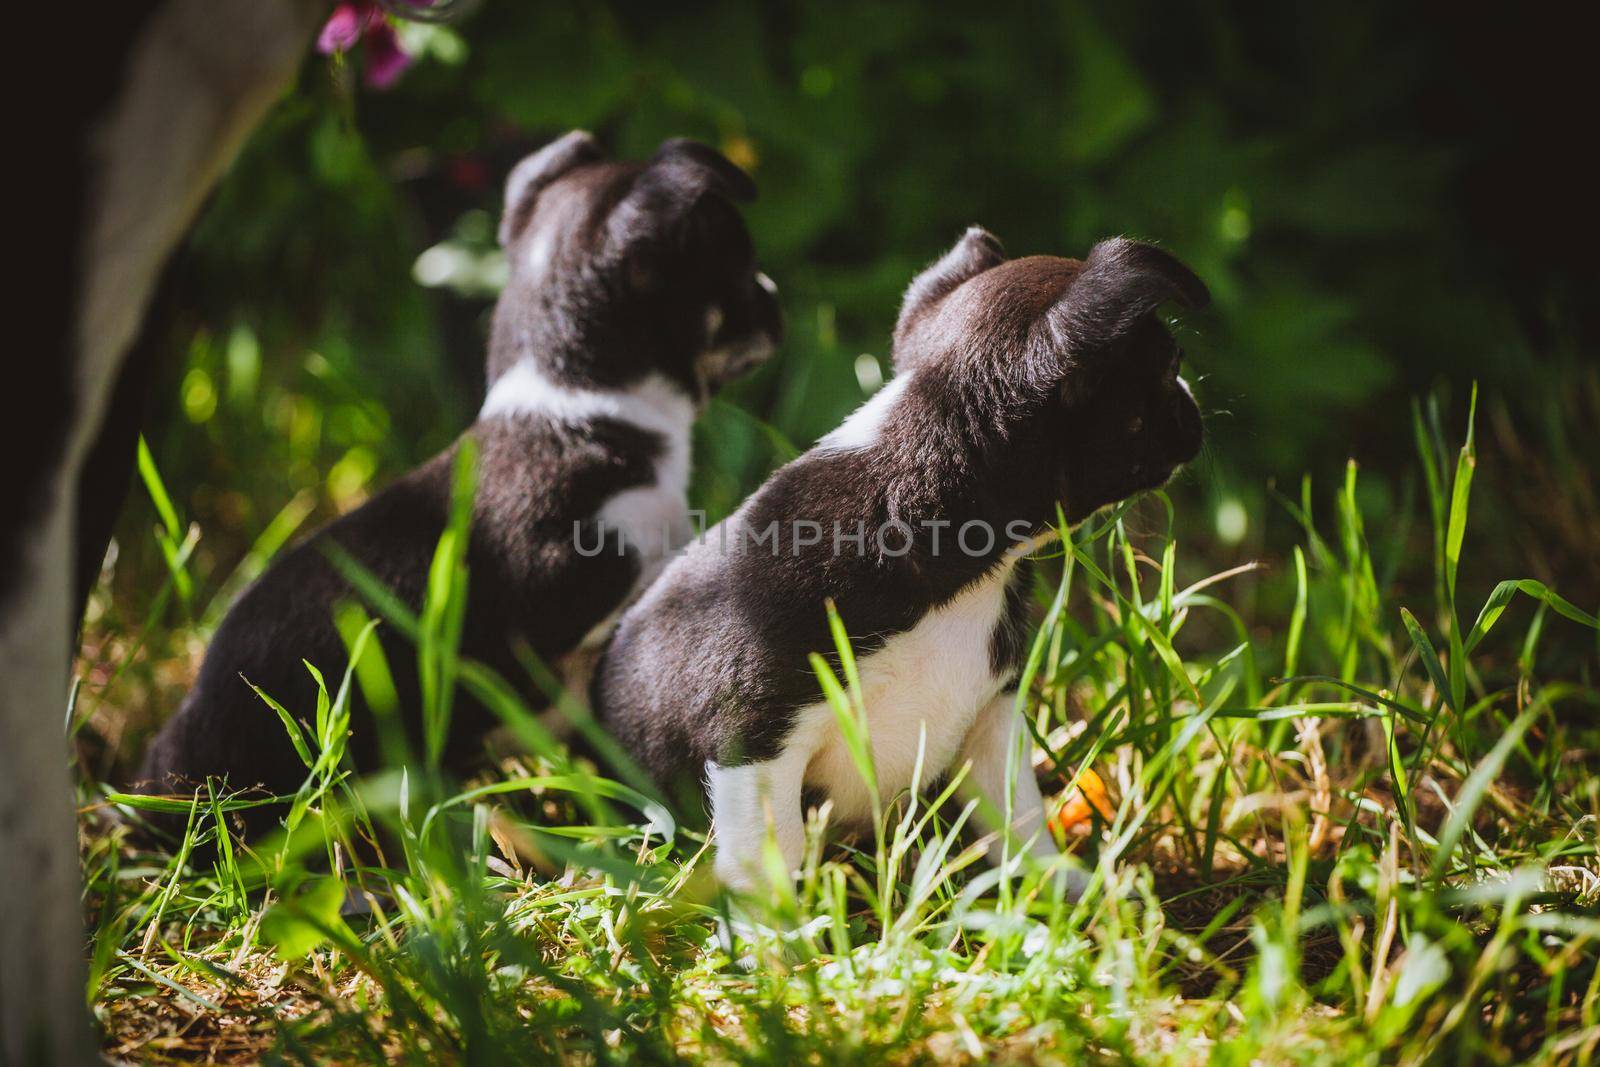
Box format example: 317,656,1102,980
480,359,695,581
793,559,1016,825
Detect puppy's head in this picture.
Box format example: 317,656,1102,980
895,229,1209,524
492,131,782,398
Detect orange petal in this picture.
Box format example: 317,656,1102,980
1049,768,1114,833
1075,767,1114,821
1050,795,1095,833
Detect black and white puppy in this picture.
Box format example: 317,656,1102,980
594,228,1207,894
139,132,782,822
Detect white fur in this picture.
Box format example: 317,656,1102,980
707,745,813,891
815,371,912,453
480,361,694,448
708,557,1067,893
596,487,692,576
959,692,1068,867
525,229,557,277
801,561,1017,823
479,359,695,576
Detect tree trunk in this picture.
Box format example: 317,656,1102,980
0,2,318,1061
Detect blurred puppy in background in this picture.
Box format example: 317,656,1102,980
139,131,782,832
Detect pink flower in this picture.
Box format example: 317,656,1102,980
317,2,427,90
360,21,412,89
316,3,368,54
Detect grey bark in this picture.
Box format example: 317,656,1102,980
0,2,318,1062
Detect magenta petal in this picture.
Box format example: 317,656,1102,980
317,4,365,54
361,24,413,89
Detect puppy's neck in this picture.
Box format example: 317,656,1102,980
479,359,696,488
818,368,1063,534
486,292,697,400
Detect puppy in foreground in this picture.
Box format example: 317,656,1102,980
595,228,1207,895
140,132,781,822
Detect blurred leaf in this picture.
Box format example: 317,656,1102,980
260,876,348,959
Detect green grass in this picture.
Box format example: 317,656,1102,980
78,392,1600,1065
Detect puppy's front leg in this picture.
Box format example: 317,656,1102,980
958,691,1089,898
706,744,810,894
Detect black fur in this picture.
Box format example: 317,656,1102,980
595,229,1208,792
139,132,781,826
488,133,779,399
988,561,1032,677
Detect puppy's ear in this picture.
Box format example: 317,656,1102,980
606,139,756,288
1045,237,1208,355
499,130,605,246
896,227,1006,346
645,138,757,204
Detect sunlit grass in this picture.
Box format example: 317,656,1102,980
79,391,1600,1064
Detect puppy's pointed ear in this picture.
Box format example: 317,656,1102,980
1045,237,1208,355
895,227,1006,347
499,130,605,246
607,139,757,289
